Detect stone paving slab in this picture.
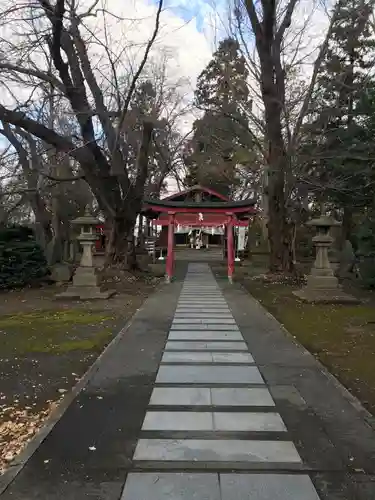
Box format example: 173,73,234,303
162,352,213,363
121,472,320,500
180,288,221,290
133,439,302,463
175,308,232,313
174,309,233,319
150,388,212,406
178,296,225,299
156,365,264,385
220,473,320,500
142,411,213,431
161,352,254,364
177,296,224,300
176,302,228,306
177,303,227,307
142,411,286,432
165,341,248,351
180,294,220,297
172,318,236,324
149,387,276,407
121,473,221,500
212,352,254,363
213,412,286,432
170,324,239,331
211,388,275,407
168,331,243,341
180,292,221,296
174,304,229,308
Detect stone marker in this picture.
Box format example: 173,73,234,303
56,207,115,300
293,215,359,304
50,263,73,284
338,239,356,278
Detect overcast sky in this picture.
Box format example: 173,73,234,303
110,0,224,193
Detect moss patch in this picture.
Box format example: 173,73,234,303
244,279,375,415
0,310,115,355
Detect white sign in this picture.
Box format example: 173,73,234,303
238,227,246,251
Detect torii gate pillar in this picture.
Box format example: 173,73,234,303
227,215,235,283
165,212,175,283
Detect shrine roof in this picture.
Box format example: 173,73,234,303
143,198,256,210
162,185,229,203
142,185,256,216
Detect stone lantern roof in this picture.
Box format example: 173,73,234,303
71,206,100,227
307,215,340,228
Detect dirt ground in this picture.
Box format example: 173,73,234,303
0,271,160,473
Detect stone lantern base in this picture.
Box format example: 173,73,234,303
56,267,116,300
293,273,359,304
293,287,359,304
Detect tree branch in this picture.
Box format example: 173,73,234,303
115,0,163,138
135,121,154,196
0,104,91,166
290,0,342,150
243,0,262,47
275,0,299,45
0,63,65,92
69,14,128,178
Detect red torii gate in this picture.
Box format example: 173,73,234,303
142,186,256,283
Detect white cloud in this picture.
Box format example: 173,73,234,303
79,0,213,93
0,0,214,117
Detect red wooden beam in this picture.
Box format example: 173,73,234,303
165,213,175,283
144,204,256,215
227,217,235,283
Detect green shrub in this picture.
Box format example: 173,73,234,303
0,226,49,289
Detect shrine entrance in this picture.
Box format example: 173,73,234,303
142,185,256,283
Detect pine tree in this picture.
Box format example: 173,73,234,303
121,80,175,197
185,38,253,197
301,0,375,225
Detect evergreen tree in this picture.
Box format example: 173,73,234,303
121,80,176,197
185,38,253,197
301,0,375,231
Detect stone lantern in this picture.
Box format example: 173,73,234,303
56,207,115,300
73,207,99,268
294,215,358,303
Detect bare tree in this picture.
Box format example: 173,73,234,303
0,0,164,268
229,0,342,271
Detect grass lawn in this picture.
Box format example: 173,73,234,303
243,278,375,416
0,271,160,472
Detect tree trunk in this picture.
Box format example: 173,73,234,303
29,194,53,254
105,216,138,270
263,101,292,273
267,173,291,272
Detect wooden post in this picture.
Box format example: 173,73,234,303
166,213,175,283
227,216,234,283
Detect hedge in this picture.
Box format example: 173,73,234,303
0,226,49,289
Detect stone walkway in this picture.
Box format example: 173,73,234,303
120,263,321,499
